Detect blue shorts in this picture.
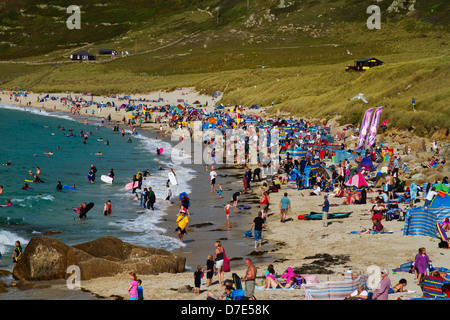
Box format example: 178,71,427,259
254,230,262,242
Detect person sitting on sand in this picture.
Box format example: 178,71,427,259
358,218,384,235
345,285,369,300
206,280,234,300
309,183,321,196
441,217,450,232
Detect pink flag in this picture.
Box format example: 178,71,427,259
367,107,383,148
357,108,373,149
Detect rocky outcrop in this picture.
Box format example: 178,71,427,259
12,236,185,281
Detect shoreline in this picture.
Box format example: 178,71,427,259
0,89,282,299
1,90,449,301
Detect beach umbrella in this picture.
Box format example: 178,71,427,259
345,172,369,188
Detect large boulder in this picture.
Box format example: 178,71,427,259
12,236,185,281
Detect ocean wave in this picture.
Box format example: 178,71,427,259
10,194,55,208
0,229,28,254
0,103,76,122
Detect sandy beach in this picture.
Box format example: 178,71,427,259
0,89,449,301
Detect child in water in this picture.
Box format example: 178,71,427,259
216,184,223,199
224,202,231,220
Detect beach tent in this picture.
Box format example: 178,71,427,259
208,117,217,124
345,172,369,188
435,183,450,193
360,156,373,172
430,192,450,208
403,207,450,239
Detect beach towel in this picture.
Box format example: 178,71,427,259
256,286,295,291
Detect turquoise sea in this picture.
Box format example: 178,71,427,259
0,104,195,271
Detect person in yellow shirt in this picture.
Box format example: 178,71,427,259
176,211,189,242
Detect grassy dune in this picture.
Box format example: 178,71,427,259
0,0,448,136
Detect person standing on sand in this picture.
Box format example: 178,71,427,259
128,272,139,300
241,258,257,300
176,210,188,242
251,212,266,252
322,195,330,227
279,192,291,223
209,166,217,193
214,241,225,286
372,268,391,300
385,172,394,200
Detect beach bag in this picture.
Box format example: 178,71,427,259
439,240,449,249
223,251,230,272
245,230,252,238
303,275,319,284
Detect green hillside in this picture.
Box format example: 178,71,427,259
0,0,449,135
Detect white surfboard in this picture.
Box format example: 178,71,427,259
101,175,113,184
168,171,178,185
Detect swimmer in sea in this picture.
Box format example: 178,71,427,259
22,183,32,190
3,161,12,166
0,199,12,207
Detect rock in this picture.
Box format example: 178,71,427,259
13,236,185,281
0,280,8,293
0,269,11,277
16,280,51,290
177,285,193,294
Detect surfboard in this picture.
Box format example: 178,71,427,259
63,185,77,190
73,202,95,215
101,175,113,184
168,171,178,185
24,180,34,183
437,221,448,242
125,181,139,190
